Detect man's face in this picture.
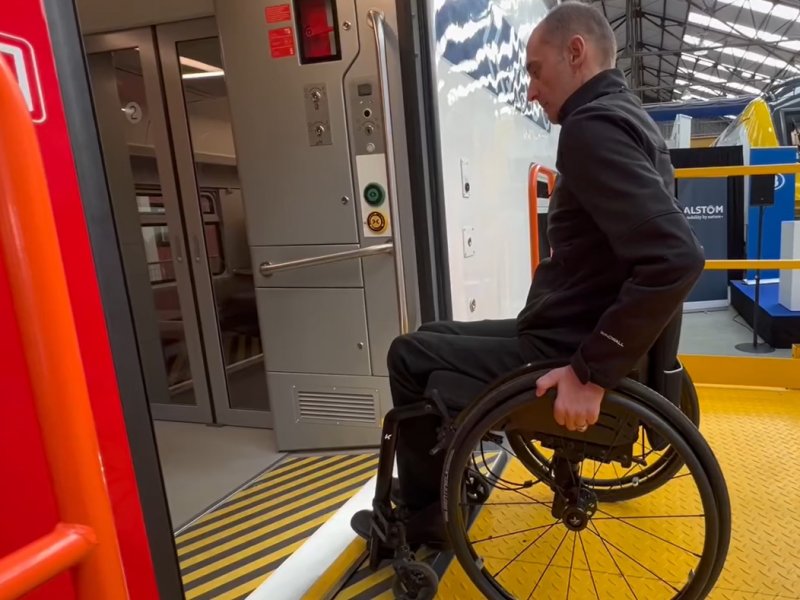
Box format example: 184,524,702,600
526,27,583,124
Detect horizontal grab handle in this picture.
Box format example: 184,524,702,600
259,242,394,276
0,523,96,600
704,259,800,270
674,163,800,178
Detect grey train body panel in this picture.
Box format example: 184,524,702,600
216,0,420,449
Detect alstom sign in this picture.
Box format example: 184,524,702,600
685,205,724,216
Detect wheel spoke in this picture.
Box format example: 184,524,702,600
587,522,640,599
593,509,703,557
609,449,659,485
579,532,601,600
460,500,550,507
592,514,704,521
567,532,577,600
588,522,680,594
471,522,555,545
492,521,559,579
508,487,553,510
528,529,569,599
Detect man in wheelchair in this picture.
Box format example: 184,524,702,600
352,1,705,554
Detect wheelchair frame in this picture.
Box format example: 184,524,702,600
361,358,731,600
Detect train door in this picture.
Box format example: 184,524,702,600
82,1,443,444
85,25,271,428
214,0,429,450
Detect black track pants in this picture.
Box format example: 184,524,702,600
387,319,545,509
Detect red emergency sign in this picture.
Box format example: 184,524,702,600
0,32,45,123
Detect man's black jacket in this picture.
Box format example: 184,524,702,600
517,68,705,389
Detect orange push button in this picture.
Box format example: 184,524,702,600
367,211,387,233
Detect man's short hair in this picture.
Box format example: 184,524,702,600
540,1,617,68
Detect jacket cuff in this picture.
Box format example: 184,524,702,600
570,350,592,385
570,348,616,389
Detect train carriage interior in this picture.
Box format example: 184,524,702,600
1,0,800,599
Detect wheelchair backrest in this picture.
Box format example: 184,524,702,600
642,309,684,407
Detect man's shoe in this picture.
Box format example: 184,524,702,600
351,509,394,562
403,502,450,550
351,509,373,541
350,505,450,550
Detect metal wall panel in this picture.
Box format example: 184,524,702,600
362,252,400,377
215,0,360,246
257,288,371,374
268,373,390,449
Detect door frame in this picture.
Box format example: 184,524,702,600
44,2,184,596
84,28,215,424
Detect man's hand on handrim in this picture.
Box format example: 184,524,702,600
535,366,604,432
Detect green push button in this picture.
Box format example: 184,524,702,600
364,183,385,206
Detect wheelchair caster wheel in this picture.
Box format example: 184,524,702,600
392,561,437,600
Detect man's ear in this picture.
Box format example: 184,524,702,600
567,34,586,67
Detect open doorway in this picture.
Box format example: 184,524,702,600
84,21,282,530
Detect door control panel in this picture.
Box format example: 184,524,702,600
348,78,390,238
304,83,332,146
349,79,385,156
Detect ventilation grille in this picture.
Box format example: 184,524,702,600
296,390,377,425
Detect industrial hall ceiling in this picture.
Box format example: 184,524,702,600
591,0,800,104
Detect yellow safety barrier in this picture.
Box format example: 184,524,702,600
705,259,800,270
674,163,800,179
667,162,800,388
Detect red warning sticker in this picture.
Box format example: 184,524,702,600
265,4,292,24
268,27,296,59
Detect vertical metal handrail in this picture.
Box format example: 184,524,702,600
0,56,128,599
528,163,557,275
368,8,409,335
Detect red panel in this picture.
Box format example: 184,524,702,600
296,0,335,59
0,244,75,599
268,27,297,59
0,5,158,598
265,4,292,24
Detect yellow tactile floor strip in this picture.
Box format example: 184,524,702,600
332,386,800,599
175,451,377,600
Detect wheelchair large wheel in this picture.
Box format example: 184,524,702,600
441,367,730,599
507,369,700,502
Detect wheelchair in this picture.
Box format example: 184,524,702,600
358,320,731,600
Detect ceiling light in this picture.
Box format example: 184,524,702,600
683,34,800,74
714,0,799,22
179,57,221,72
181,71,225,80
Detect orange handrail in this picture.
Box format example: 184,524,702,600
0,54,128,598
528,163,557,276
0,525,96,600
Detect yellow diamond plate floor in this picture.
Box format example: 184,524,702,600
334,386,800,599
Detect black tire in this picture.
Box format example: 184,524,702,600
441,366,730,600
508,368,701,502
392,561,438,600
